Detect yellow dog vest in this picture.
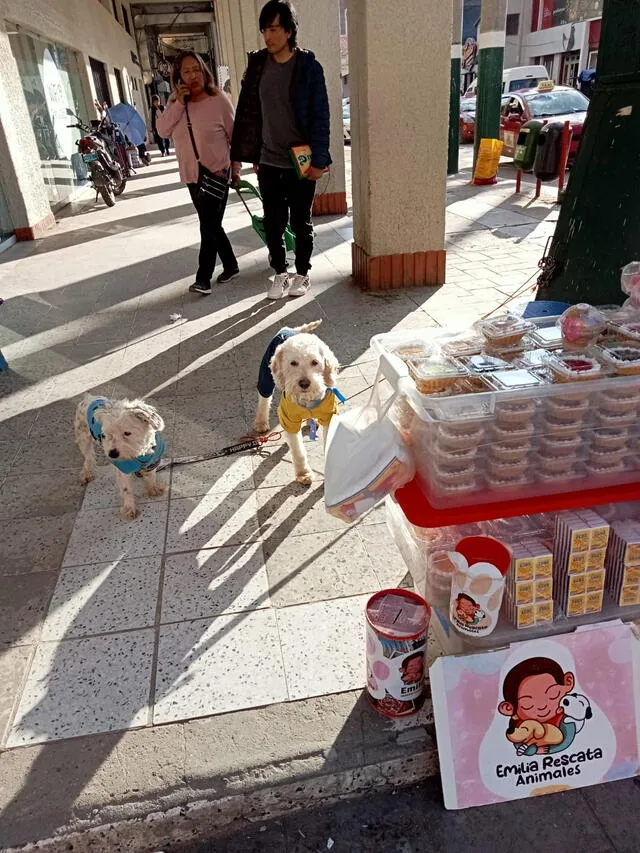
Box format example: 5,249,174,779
278,391,341,434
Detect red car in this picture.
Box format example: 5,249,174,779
460,95,512,143
499,84,589,163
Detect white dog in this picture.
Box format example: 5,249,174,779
561,692,592,733
254,321,340,486
74,395,166,520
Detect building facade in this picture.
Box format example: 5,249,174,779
0,0,143,246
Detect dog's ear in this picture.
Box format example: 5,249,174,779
269,347,285,391
130,401,165,431
319,342,339,388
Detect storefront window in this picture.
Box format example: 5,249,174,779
8,27,88,209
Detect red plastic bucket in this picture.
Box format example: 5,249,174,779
365,588,431,717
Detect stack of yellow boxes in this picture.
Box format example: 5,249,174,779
553,510,610,617
503,539,554,629
605,520,640,607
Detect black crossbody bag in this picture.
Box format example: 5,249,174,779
184,102,228,205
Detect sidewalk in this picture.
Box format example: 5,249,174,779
0,151,561,850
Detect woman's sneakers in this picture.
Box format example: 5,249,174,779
288,274,310,297
267,272,290,301
267,272,311,300
189,281,212,295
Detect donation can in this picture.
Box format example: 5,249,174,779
365,589,430,717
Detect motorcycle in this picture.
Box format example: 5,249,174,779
66,112,126,207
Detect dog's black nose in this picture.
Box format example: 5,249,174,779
108,449,120,459
298,379,311,390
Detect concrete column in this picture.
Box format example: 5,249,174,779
0,21,55,239
215,0,260,104
295,0,347,216
449,0,464,175
474,0,507,161
349,0,451,289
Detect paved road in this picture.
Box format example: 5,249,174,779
170,776,640,853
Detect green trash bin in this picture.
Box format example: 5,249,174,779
514,120,544,172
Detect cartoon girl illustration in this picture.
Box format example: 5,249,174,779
455,593,485,626
497,657,589,756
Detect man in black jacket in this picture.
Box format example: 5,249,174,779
231,0,331,300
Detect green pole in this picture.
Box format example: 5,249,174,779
448,0,464,175
537,0,640,305
474,0,507,164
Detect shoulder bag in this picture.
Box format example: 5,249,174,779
184,102,228,205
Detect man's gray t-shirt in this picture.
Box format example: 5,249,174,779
259,54,305,168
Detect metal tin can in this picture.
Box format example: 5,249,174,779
365,588,430,717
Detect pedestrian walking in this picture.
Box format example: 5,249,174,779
157,51,241,295
150,95,171,155
231,0,331,301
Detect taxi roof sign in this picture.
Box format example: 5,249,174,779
537,80,555,92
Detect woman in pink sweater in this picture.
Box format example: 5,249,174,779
157,52,241,295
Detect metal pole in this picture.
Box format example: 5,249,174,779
448,0,464,175
473,0,507,165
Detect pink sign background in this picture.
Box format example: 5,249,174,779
431,623,640,809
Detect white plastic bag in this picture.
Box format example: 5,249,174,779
324,374,415,523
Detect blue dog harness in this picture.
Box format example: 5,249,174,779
87,398,165,476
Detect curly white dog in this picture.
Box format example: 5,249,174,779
254,321,340,486
74,395,166,520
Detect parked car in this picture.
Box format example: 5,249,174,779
464,64,550,97
499,84,589,163
343,101,351,144
459,95,512,143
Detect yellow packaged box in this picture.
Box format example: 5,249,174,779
534,555,553,578
534,578,553,602
623,565,640,586
566,594,586,617
535,601,554,623
513,556,534,582
568,573,587,596
587,549,606,570
513,581,534,605
516,603,536,629
586,569,606,593
568,552,589,574
585,589,604,614
620,586,640,607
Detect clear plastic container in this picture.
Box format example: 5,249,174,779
407,356,468,395
385,496,640,656
596,344,640,376
373,324,640,509
475,313,535,348
546,352,604,383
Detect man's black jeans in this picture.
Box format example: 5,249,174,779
187,184,237,285
257,164,316,275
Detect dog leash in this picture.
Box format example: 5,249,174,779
156,431,282,472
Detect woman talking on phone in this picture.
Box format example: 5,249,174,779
157,51,241,295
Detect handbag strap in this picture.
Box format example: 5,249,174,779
184,102,201,163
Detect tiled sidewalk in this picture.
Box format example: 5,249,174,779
0,149,561,844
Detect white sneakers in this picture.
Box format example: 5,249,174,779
267,272,311,301
267,272,290,301
288,273,310,297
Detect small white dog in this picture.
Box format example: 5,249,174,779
254,321,340,486
561,692,592,733
74,395,166,520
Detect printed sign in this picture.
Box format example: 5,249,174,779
430,622,640,809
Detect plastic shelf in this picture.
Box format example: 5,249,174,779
394,476,640,529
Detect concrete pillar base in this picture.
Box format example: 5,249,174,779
352,242,446,290
15,212,56,241
312,191,348,217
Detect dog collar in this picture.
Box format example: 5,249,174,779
86,398,165,475
286,387,346,410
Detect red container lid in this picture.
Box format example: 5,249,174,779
366,589,430,640
455,535,512,576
